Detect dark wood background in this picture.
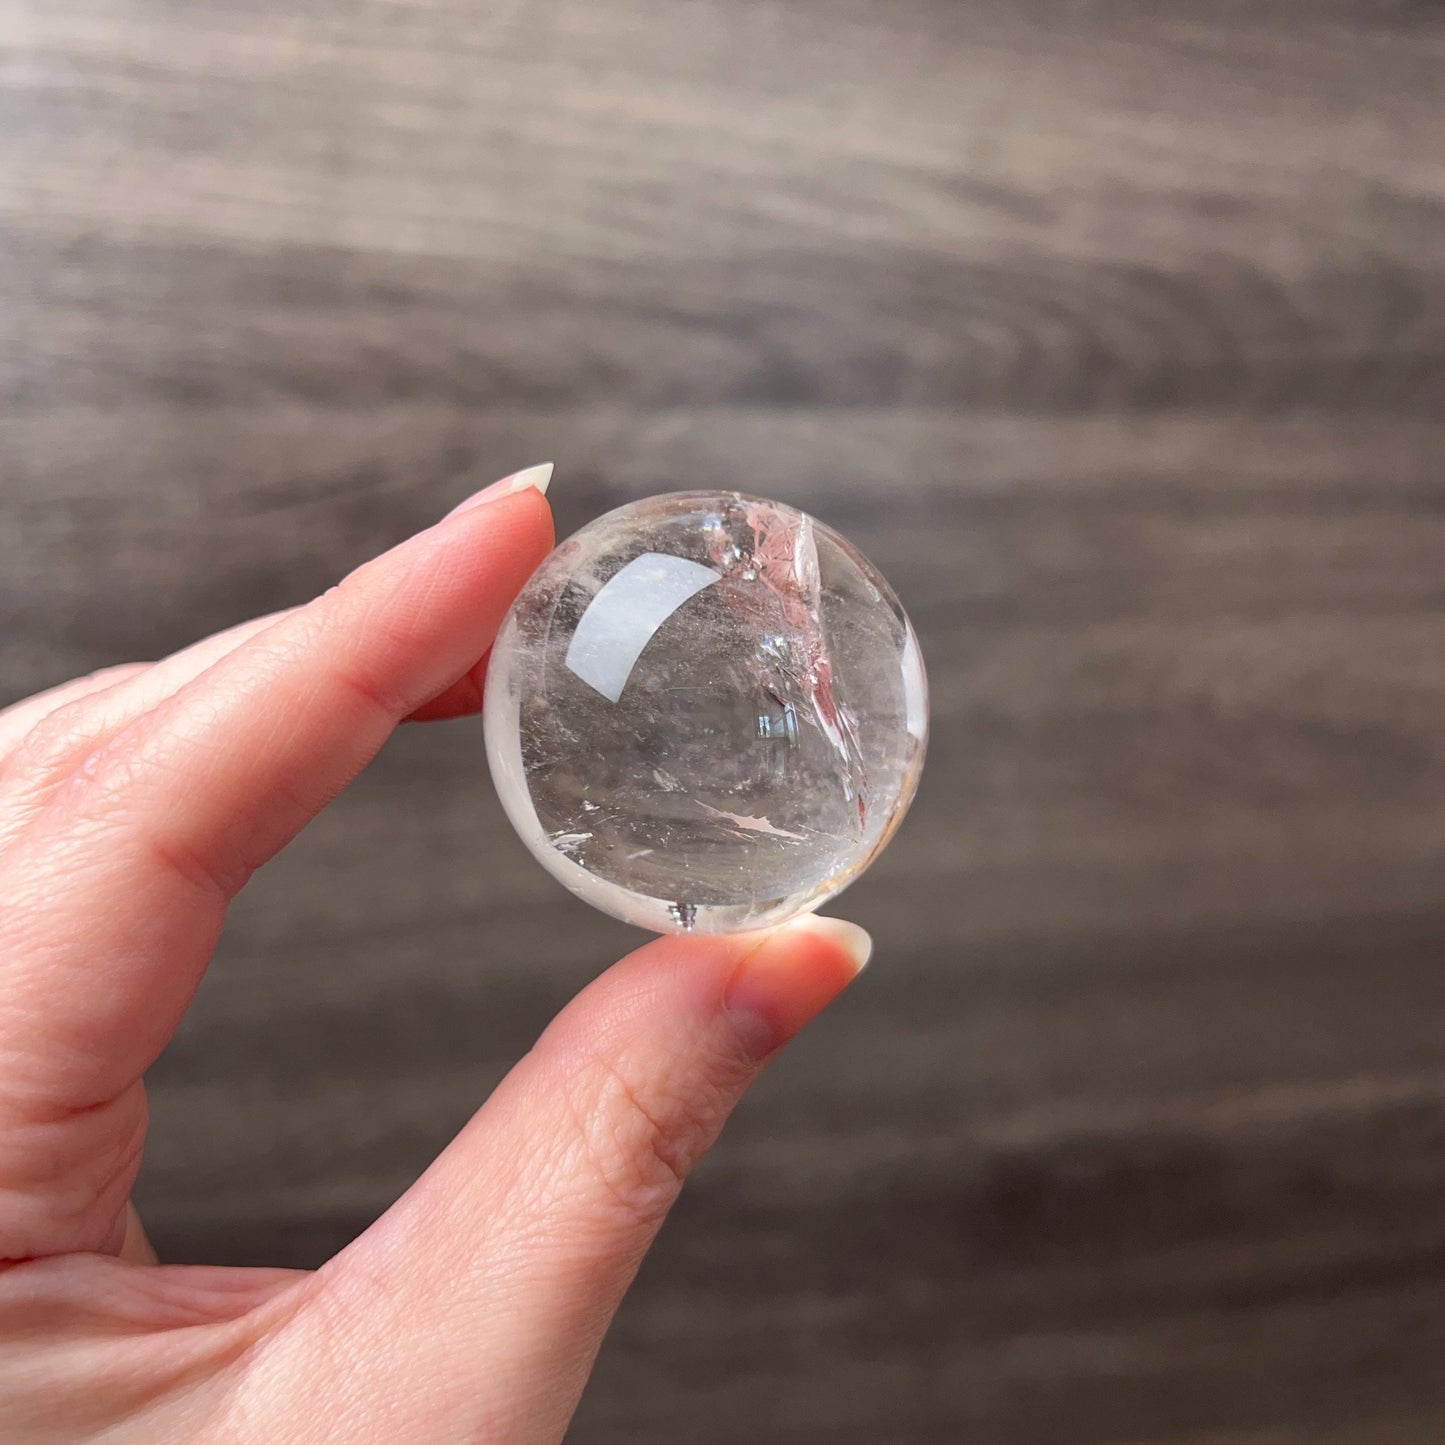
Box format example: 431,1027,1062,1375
4,1,1445,1439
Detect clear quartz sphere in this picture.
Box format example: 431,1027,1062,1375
484,492,928,934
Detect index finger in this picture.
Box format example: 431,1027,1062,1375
0,469,552,1150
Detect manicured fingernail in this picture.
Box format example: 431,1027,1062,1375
723,916,872,1059
447,462,554,518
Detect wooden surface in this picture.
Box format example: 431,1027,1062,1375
4,1,1445,1439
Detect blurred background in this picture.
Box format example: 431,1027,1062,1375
3,1,1445,1439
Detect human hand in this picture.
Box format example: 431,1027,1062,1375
0,470,870,1443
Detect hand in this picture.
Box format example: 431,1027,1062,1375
0,471,870,1444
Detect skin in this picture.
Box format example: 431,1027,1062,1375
0,476,870,1443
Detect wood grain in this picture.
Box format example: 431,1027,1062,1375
2,0,1444,1439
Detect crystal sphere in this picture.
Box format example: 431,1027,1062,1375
484,492,928,934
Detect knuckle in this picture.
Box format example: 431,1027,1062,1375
9,697,109,782
564,1051,724,1227
0,1082,148,1258
4,663,143,783
261,592,406,720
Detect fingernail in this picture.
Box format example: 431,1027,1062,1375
723,916,872,1059
447,462,554,518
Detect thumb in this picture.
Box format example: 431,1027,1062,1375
249,917,870,1444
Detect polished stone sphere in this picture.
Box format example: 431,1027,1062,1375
484,492,928,934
